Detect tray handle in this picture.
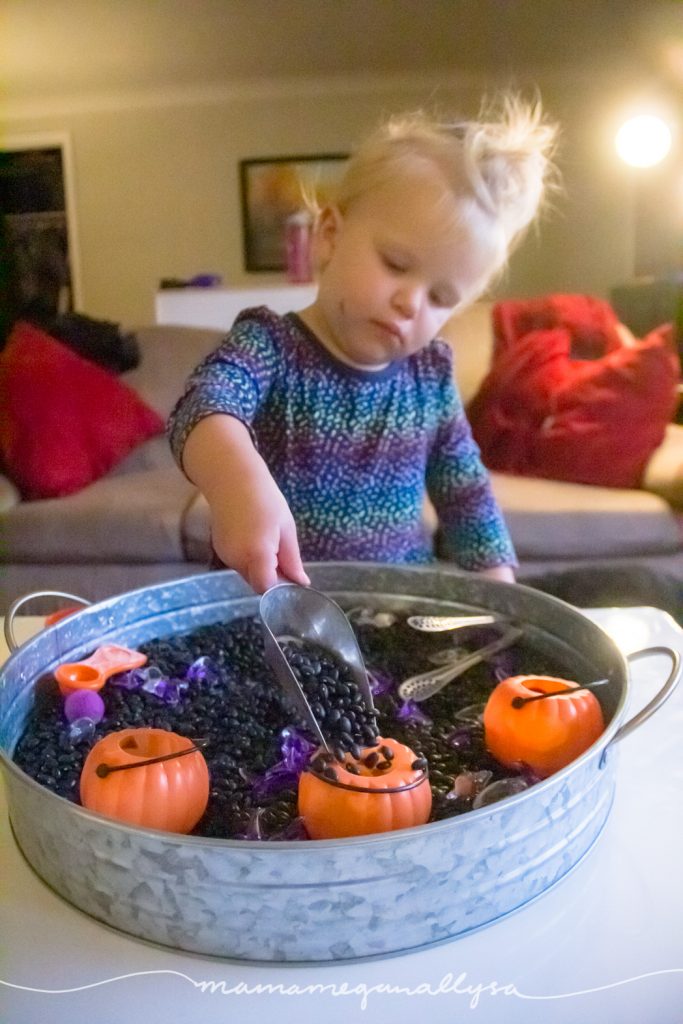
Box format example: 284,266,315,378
4,590,92,653
607,645,681,750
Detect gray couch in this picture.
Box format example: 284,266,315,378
3,303,683,613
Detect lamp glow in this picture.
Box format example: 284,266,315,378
615,115,672,168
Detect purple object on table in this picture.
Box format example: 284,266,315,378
187,274,222,287
63,689,105,724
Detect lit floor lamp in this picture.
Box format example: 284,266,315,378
609,112,682,347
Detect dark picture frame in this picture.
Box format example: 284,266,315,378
239,154,348,272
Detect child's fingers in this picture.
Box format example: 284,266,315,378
244,547,280,594
277,520,311,587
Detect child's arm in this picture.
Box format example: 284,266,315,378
426,346,517,581
182,413,310,593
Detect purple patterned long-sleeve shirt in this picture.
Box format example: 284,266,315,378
167,307,516,570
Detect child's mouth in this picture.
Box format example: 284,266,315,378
371,320,404,346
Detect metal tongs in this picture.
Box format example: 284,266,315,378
398,625,524,702
259,583,376,753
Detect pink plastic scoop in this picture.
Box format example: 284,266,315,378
55,644,147,697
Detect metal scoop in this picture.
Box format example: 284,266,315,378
259,583,376,753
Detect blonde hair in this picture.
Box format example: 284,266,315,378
307,95,559,294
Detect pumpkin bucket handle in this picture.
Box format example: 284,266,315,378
95,737,208,778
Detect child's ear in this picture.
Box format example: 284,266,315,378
314,205,343,268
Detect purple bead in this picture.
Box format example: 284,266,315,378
64,689,105,724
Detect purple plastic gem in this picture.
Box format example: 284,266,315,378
368,669,395,697
67,716,97,743
110,667,145,691
445,726,473,751
251,761,298,801
453,703,486,727
445,769,493,803
280,727,317,772
396,699,433,727
141,667,169,699
248,726,316,801
237,807,266,841
185,656,220,686
274,816,310,841
472,777,529,810
63,689,105,724
160,680,182,706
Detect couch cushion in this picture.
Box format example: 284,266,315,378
185,473,680,564
468,298,680,489
106,435,175,477
125,326,225,420
642,423,683,509
0,474,20,513
182,491,213,562
0,321,165,500
490,472,681,559
440,302,494,405
2,467,197,564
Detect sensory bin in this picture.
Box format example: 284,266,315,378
13,607,584,840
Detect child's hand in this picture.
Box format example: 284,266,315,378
182,413,310,594
209,473,310,594
477,565,516,583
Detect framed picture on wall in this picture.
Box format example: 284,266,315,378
0,132,82,319
239,154,348,272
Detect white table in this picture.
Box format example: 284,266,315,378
1,607,682,1024
155,284,317,330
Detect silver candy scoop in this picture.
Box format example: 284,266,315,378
259,583,376,753
407,614,500,632
398,625,524,702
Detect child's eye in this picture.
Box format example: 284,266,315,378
381,254,407,273
429,290,454,309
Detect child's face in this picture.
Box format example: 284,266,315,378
313,163,498,367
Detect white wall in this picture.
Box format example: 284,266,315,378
4,72,637,327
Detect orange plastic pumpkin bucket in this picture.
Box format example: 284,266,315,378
80,728,210,833
298,736,432,839
484,675,605,778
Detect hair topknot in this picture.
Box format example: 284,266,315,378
451,94,559,247
324,94,558,256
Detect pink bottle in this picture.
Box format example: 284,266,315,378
285,211,313,283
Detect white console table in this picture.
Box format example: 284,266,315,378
154,284,317,331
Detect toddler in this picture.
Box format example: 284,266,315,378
168,97,557,593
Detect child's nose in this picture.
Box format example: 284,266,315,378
392,282,422,319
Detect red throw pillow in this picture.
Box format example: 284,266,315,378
0,320,165,499
468,303,680,489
